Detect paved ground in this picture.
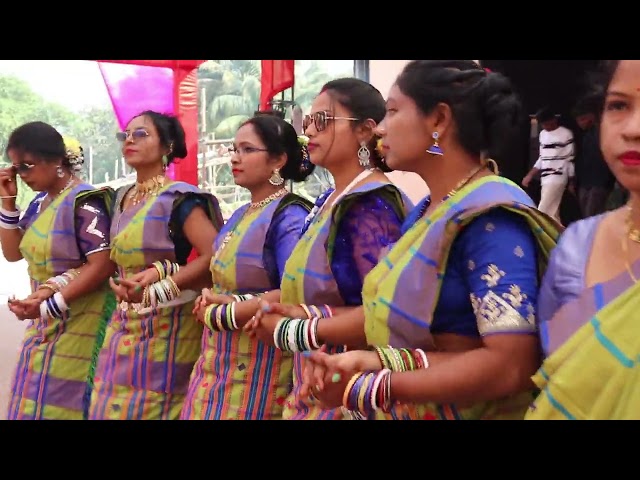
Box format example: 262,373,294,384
0,256,30,420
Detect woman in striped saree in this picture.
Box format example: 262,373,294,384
300,60,561,420
89,111,223,420
0,122,115,420
246,78,412,420
526,60,640,420
181,114,314,420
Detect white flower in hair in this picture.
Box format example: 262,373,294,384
62,136,85,173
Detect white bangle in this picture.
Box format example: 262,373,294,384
53,292,68,313
0,206,20,217
40,300,48,320
416,348,429,369
273,318,286,348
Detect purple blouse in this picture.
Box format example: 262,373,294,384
19,192,111,258
263,203,311,287
537,213,604,332
321,190,405,305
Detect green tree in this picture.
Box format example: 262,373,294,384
0,74,125,205
74,107,122,184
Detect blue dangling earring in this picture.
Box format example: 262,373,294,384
426,132,444,156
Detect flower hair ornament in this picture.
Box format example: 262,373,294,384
297,135,313,173
62,136,85,175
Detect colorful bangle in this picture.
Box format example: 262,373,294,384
343,369,393,417
203,302,239,332
273,317,320,352
299,304,333,319
0,206,20,229
150,260,180,281
374,346,430,372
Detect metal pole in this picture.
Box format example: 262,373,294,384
88,146,94,184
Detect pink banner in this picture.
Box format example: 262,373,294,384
98,62,176,178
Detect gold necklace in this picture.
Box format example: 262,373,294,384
622,205,640,282
249,188,288,210
212,188,288,265
419,163,487,220
128,174,167,206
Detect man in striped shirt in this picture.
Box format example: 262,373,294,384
522,107,575,222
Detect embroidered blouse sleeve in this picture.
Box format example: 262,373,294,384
332,191,404,303
264,203,309,287
74,195,111,257
462,208,540,337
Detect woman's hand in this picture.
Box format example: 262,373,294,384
109,268,159,304
0,166,18,199
8,297,42,320
244,299,286,347
300,349,383,409
260,302,309,320
109,277,139,303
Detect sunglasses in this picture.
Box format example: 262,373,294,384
116,128,150,142
303,111,359,132
11,163,36,174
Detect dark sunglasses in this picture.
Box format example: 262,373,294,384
116,128,150,142
11,163,36,174
303,110,359,132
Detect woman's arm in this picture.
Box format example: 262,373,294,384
0,193,42,262
0,200,24,261
11,195,115,320
388,209,542,405
59,196,116,304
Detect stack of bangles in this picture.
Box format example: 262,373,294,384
123,261,182,311
374,345,430,372
0,205,20,230
37,268,81,320
202,293,262,331
151,260,180,280
140,276,181,309
342,346,430,417
272,304,333,352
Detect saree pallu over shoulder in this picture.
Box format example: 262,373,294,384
110,181,223,272
281,182,409,307
527,260,640,420
182,193,312,420
362,176,561,420
89,182,215,420
9,184,115,420
281,182,411,420
211,193,312,295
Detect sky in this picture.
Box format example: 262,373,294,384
0,60,112,111
0,60,355,112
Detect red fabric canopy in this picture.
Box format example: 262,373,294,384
95,60,206,186
96,60,206,70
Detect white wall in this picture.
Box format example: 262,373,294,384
369,60,429,204
0,255,30,419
